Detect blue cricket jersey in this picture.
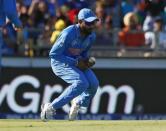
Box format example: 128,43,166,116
0,0,22,27
49,24,96,66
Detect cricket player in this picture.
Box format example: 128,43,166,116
41,8,99,121
0,0,22,30
0,0,22,68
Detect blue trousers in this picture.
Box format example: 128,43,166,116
50,59,99,109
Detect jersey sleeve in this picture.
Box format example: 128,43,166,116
49,31,77,66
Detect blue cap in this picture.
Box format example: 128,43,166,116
78,8,98,22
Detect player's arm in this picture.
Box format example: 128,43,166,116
49,31,77,66
4,0,22,29
77,34,96,70
82,33,96,62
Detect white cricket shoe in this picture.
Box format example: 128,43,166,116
69,99,80,121
40,103,56,122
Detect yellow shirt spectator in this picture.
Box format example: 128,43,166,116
50,19,66,44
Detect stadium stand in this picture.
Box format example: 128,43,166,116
1,0,166,57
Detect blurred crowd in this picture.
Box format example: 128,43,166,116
1,0,166,56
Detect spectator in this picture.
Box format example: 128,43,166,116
2,0,166,57
28,0,50,28
68,9,79,24
66,0,89,10
95,15,115,46
146,17,166,50
56,5,71,26
95,1,106,31
17,4,30,55
135,0,147,25
46,0,57,17
121,0,134,17
36,24,52,56
50,19,66,44
144,0,165,17
143,12,153,32
118,12,145,47
154,18,166,49
105,0,122,28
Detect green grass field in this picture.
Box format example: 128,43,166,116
0,119,166,131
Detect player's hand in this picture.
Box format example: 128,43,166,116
76,58,88,70
76,57,96,71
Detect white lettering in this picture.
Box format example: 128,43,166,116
0,85,9,107
0,75,135,114
1,75,40,113
91,85,135,114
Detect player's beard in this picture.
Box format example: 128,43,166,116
82,27,93,35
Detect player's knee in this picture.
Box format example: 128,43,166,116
75,79,89,92
79,79,89,90
90,79,99,94
92,79,99,89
